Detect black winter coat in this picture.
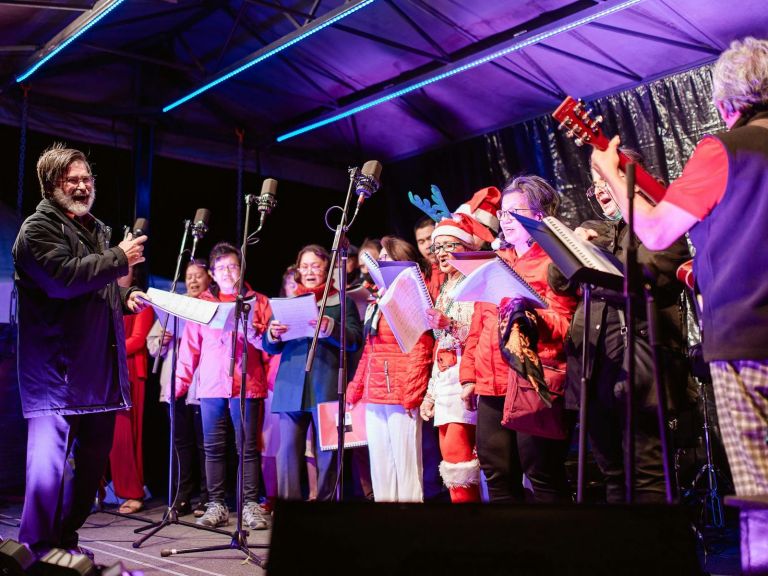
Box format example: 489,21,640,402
549,220,691,412
12,199,134,417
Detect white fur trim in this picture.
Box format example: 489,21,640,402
473,208,499,231
431,223,473,245
439,458,481,488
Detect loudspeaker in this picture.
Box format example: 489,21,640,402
0,539,35,576
267,501,703,575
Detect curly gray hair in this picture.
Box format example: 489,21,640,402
712,36,768,115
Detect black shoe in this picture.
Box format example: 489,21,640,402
174,500,192,516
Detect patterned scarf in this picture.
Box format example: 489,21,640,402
497,298,552,407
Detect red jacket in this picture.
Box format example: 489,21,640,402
460,245,577,397
124,307,153,383
176,287,271,399
347,312,434,409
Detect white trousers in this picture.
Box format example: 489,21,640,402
365,403,423,502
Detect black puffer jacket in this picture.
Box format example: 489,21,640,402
13,199,134,417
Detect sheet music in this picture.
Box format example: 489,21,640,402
378,267,433,353
269,293,319,341
143,287,219,325
449,251,496,277
207,299,256,332
347,285,374,319
450,258,547,308
543,217,623,276
360,252,418,289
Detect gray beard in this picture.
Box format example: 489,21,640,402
51,186,95,217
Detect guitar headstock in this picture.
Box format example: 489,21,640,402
552,96,609,150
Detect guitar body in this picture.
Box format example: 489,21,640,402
553,96,667,205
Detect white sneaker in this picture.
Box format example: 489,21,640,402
196,502,229,527
243,501,269,530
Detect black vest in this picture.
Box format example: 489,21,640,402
689,111,768,361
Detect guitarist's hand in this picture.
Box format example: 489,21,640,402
590,135,622,181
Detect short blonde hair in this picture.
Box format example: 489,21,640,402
712,37,768,115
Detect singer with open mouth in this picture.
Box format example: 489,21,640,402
12,143,148,558
264,244,363,501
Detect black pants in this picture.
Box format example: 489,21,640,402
476,395,571,504
166,399,208,505
20,411,116,551
421,416,450,501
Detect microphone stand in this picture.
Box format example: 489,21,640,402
576,284,593,503
624,162,637,504
159,193,271,564
305,167,360,501
132,220,231,547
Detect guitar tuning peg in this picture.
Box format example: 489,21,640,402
574,138,584,147
594,115,604,123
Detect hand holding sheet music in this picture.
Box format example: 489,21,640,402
449,258,548,308
268,293,319,341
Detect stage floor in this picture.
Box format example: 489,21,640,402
0,498,268,575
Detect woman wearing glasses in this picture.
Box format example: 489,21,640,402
418,213,493,502
459,175,578,503
176,242,272,529
264,244,363,501
549,154,690,503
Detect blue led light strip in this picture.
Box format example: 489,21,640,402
277,0,644,142
163,0,377,113
16,0,126,83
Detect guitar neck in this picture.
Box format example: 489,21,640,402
616,150,667,205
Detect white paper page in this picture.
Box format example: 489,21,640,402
448,251,496,277
269,293,319,341
544,217,623,276
450,259,547,308
144,287,219,325
361,252,385,288
378,268,432,353
208,299,256,331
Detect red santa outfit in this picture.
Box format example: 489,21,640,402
423,208,498,503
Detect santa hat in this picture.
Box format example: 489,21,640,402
454,186,501,236
431,213,487,250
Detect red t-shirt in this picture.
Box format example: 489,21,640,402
663,136,728,220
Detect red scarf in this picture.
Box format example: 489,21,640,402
294,282,338,300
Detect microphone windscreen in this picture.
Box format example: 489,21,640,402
361,160,382,183
133,217,149,236
261,178,278,197
193,208,211,225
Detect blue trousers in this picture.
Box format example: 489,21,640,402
20,411,116,552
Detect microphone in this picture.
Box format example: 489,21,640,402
132,217,149,237
355,160,382,206
190,208,210,259
257,178,278,229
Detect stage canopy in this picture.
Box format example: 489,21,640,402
0,0,766,188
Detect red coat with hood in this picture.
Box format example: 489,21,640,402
347,311,434,410
176,286,271,399
459,245,577,398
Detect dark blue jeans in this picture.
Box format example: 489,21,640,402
200,398,261,504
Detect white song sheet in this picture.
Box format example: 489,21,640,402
450,259,547,308
143,287,219,325
378,267,433,353
268,293,319,341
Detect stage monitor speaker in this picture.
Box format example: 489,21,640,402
267,501,702,576
0,539,35,576
30,549,96,576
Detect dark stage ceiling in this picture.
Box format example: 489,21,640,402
0,0,766,188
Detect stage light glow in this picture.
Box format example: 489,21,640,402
277,0,644,142
16,0,126,83
162,0,378,113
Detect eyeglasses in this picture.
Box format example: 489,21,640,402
586,180,611,198
213,264,240,273
299,263,324,273
429,242,463,254
496,208,537,221
62,176,95,187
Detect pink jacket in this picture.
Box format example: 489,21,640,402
176,287,271,399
